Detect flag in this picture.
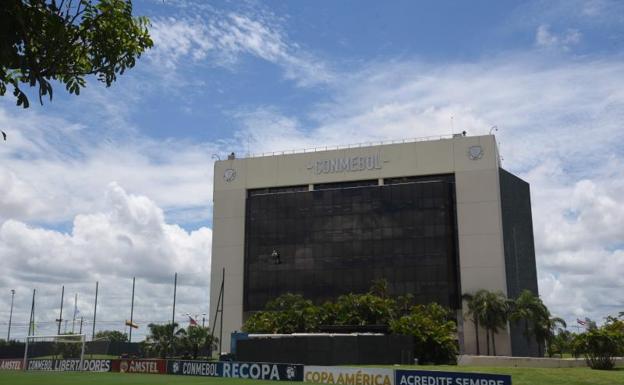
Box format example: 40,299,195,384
577,318,586,326
188,316,198,326
125,320,139,329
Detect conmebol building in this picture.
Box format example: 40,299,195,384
210,134,538,356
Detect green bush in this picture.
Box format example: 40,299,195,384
390,303,458,364
572,327,624,370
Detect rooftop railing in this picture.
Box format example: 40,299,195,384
242,133,457,159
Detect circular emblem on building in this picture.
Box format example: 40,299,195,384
468,145,484,160
119,361,129,373
224,168,237,182
172,362,180,373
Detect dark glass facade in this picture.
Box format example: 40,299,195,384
243,175,460,313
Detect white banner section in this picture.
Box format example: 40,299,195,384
304,366,394,385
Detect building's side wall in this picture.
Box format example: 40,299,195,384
211,135,514,353
499,168,540,357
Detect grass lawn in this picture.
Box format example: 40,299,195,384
0,371,303,385
392,364,624,385
1,365,623,385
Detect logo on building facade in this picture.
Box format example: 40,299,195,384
307,154,383,175
468,145,483,160
224,168,237,182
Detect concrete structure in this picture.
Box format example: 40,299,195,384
210,134,538,355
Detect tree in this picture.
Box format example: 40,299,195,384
572,323,624,370
0,0,152,108
462,291,486,355
177,326,218,360
390,303,458,364
145,322,183,358
479,290,510,356
509,290,543,354
95,330,128,342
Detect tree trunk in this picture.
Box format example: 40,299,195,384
486,328,491,355
492,330,497,356
474,318,480,355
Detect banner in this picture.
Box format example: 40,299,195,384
26,359,111,372
395,369,512,385
222,362,304,382
0,359,23,370
113,359,166,374
304,366,394,385
168,360,221,377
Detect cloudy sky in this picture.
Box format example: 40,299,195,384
1,0,624,341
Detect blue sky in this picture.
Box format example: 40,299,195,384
1,0,623,340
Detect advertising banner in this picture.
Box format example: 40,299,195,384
26,359,111,372
395,369,512,385
304,366,394,385
113,359,166,374
0,359,23,370
222,362,304,382
168,360,222,377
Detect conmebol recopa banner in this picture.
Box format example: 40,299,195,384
0,359,22,370
26,359,111,372
304,366,394,385
395,370,511,385
168,360,221,377
222,362,304,382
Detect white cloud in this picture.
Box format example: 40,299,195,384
147,13,333,87
0,182,211,340
535,24,582,49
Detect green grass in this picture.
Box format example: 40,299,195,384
391,365,624,385
0,371,303,385
1,365,624,385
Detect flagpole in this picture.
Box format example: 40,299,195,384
92,281,98,340
57,286,64,335
72,293,78,333
129,277,135,342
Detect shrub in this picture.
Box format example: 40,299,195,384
390,303,458,364
572,327,624,370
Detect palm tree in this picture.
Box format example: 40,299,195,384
480,290,510,356
178,326,218,359
539,315,567,358
510,290,542,354
146,322,184,358
463,290,487,356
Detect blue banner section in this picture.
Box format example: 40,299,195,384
168,360,222,376
395,369,511,385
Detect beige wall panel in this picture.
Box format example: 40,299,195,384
210,245,245,275
460,267,508,293
455,169,501,203
456,201,503,236
213,190,246,219
462,318,511,356
458,234,505,268
452,136,499,172
223,274,244,306
212,217,245,247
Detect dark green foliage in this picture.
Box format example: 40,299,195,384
572,315,624,370
143,322,184,358
177,326,218,360
463,289,510,356
243,293,321,333
95,330,128,342
390,303,458,364
0,0,152,108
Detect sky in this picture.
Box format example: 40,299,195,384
1,0,624,341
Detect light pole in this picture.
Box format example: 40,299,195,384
7,289,15,341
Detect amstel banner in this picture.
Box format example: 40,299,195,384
395,369,512,385
0,359,23,370
26,359,111,372
304,366,394,385
113,359,166,374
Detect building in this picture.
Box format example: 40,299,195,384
210,134,539,356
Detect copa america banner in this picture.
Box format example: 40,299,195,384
304,366,394,385
26,359,111,372
395,369,511,385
